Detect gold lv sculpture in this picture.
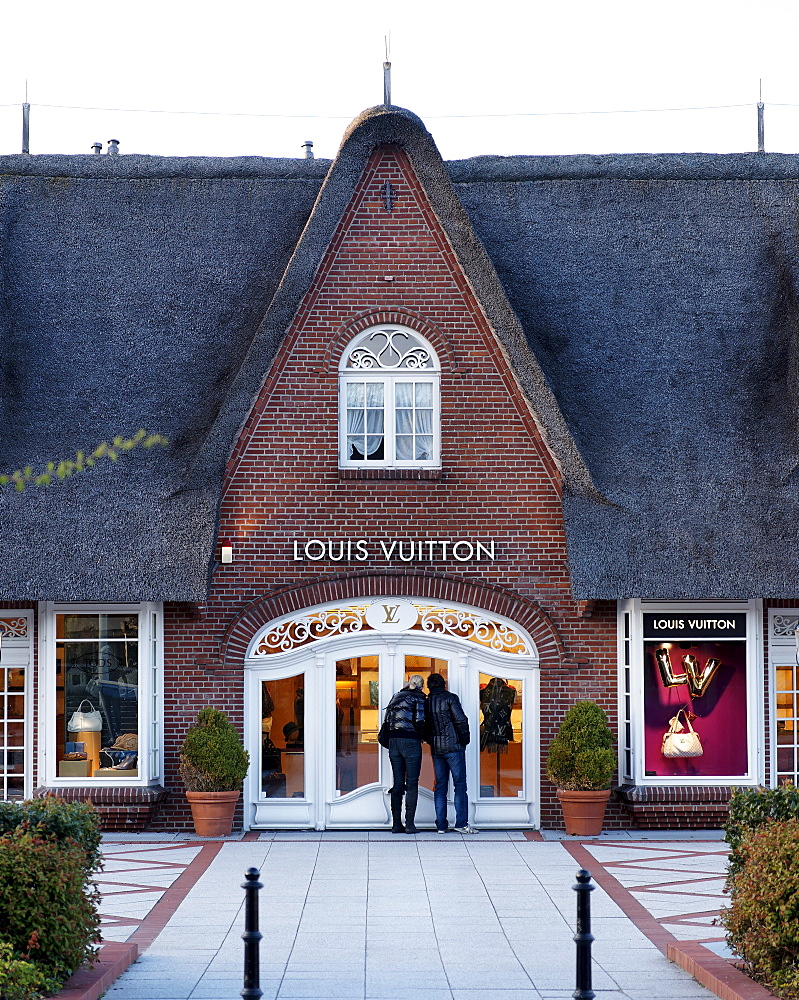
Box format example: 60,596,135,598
653,647,721,698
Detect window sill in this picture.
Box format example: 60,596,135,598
338,468,443,481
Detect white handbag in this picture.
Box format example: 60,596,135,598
67,699,103,733
661,709,703,758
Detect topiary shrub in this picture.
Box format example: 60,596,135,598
0,829,101,991
725,784,799,877
721,818,799,998
179,707,250,792
0,797,102,874
546,700,616,791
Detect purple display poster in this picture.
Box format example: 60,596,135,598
643,640,748,778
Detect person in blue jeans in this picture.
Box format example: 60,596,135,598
383,674,426,834
425,673,478,834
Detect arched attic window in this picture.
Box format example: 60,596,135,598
339,325,441,469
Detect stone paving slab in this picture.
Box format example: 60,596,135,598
87,834,730,1000
52,830,770,1000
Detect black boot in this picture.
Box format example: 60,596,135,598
405,783,419,833
390,789,405,833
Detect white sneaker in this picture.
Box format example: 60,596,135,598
436,828,448,834
453,825,479,834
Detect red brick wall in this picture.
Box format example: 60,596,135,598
151,144,626,831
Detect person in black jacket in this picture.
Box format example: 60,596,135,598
383,674,426,834
425,673,477,834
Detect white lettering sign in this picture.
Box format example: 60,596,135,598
291,539,496,563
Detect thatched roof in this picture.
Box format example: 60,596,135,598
2,106,798,600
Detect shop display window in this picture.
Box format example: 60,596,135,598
46,603,160,785
478,673,523,797
775,662,798,783
0,622,28,800
768,612,799,787
260,675,305,799
642,612,750,779
55,614,140,779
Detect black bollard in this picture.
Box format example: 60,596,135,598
573,868,595,1000
241,867,263,1000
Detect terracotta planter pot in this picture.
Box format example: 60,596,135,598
556,789,611,836
185,790,240,837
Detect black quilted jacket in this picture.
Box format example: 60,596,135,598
384,687,426,740
425,688,470,754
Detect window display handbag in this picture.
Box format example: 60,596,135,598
67,699,103,733
661,710,703,758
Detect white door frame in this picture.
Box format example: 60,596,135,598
243,598,540,830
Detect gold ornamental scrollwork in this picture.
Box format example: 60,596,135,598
416,606,530,655
255,606,369,654
252,604,530,656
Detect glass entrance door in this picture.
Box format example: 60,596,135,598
471,659,536,828
324,643,450,829
244,602,539,830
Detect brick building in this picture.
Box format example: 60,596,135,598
1,105,797,831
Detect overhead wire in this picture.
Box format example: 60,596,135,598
0,100,779,121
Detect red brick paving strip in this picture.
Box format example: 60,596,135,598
56,841,226,1000
667,943,775,1000
55,942,138,1000
563,842,774,1000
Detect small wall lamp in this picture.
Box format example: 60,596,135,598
220,540,233,564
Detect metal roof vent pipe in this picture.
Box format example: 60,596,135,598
301,140,314,159
91,142,102,155
107,139,120,156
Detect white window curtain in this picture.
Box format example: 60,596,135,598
346,382,384,459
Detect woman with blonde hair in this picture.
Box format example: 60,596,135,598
382,674,426,833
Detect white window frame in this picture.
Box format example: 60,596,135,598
0,610,34,800
38,601,163,788
338,326,441,470
767,608,799,787
619,599,763,786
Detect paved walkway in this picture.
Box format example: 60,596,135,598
75,829,764,1000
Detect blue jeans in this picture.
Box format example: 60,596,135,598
432,749,468,830
388,739,423,823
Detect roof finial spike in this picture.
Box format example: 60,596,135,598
383,33,391,107
757,78,765,154
22,80,30,155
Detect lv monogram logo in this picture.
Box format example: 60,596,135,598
681,654,722,699
382,605,400,624
653,647,722,698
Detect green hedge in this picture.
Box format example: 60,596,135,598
724,784,799,876
0,829,101,991
0,941,47,1000
0,798,103,994
721,818,799,999
0,797,102,874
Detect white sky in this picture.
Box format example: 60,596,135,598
1,0,798,160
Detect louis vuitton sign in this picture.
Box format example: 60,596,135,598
291,538,496,563
643,613,747,640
